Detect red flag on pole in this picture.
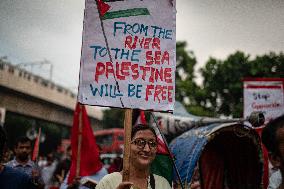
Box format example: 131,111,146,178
32,127,41,161
97,0,110,16
68,103,103,184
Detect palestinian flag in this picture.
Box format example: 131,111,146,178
134,110,173,185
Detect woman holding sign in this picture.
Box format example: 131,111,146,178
96,124,171,189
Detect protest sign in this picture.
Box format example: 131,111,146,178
243,78,284,123
78,0,176,111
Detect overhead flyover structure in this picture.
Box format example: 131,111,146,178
0,61,103,127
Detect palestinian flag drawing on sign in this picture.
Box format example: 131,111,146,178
79,0,176,110
101,0,150,20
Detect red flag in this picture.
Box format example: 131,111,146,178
135,111,147,126
156,119,169,155
97,0,110,16
68,103,103,184
32,127,41,161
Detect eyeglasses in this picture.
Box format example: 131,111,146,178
131,138,157,149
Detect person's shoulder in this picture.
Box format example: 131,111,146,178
101,172,121,181
3,165,29,178
1,166,33,188
98,172,121,184
153,174,171,188
153,174,167,181
5,159,15,167
3,165,19,174
96,172,122,189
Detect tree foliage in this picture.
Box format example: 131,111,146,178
175,42,211,116
102,108,124,128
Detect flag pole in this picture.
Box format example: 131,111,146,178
122,109,133,181
76,104,83,177
150,112,185,189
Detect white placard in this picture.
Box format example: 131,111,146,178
244,79,284,123
78,0,176,111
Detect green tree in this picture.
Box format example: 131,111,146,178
175,42,211,116
249,52,284,77
102,108,124,128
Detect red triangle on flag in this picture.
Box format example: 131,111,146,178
97,0,110,16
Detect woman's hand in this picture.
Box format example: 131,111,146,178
190,181,201,189
116,181,133,189
67,177,81,189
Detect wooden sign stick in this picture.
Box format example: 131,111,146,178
122,109,133,181
76,104,83,177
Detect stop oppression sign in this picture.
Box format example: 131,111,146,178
244,78,284,123
78,0,176,111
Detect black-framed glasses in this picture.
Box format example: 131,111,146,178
131,138,157,149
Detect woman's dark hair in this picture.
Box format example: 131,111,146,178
262,114,284,155
131,124,157,139
0,125,7,161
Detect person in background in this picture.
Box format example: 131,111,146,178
42,153,57,189
107,155,123,174
0,125,35,189
6,136,44,188
2,148,13,163
54,146,72,184
96,124,171,189
269,169,282,189
38,155,47,169
262,114,284,189
59,167,108,189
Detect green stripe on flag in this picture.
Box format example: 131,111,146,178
151,154,173,185
102,8,150,20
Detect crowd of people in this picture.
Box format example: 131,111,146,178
1,114,284,188
0,125,122,189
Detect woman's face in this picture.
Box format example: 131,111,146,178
131,129,157,168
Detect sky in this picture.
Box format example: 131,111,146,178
0,0,283,91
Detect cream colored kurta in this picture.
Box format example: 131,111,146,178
95,172,171,189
